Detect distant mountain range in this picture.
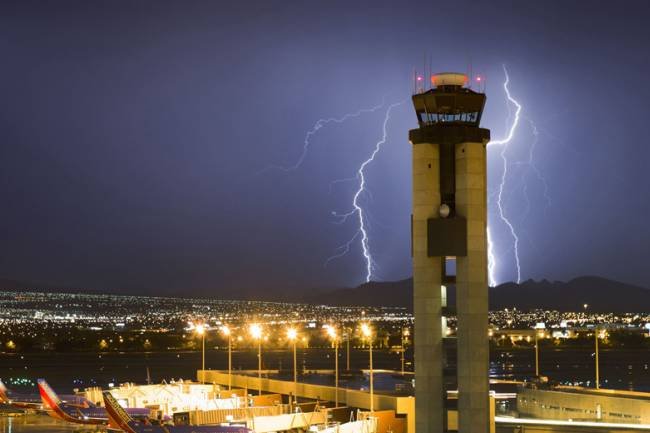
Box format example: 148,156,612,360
2,276,648,313
0,278,40,290
301,276,650,313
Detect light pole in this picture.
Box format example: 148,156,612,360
595,328,600,390
346,328,351,372
534,331,539,377
250,324,263,396
287,328,298,402
361,323,374,414
221,326,232,390
327,326,339,407
195,324,206,384
401,328,409,375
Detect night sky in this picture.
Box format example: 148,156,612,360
1,1,649,295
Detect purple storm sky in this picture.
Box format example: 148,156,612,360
1,1,649,295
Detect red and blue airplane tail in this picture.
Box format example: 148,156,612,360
103,391,138,433
37,379,72,422
0,379,9,403
37,379,62,409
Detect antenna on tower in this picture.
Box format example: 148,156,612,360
429,53,433,91
413,68,417,94
423,53,427,92
475,71,485,93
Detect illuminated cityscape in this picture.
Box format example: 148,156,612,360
2,290,650,351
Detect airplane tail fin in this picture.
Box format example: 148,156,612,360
37,379,62,410
103,391,137,433
0,379,8,403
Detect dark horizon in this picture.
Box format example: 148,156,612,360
2,1,650,296
2,275,649,311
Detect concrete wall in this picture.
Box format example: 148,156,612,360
518,387,650,424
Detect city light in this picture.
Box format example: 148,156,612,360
326,325,337,341
249,323,262,340
361,323,372,339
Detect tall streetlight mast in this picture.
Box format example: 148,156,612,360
194,323,207,384
595,328,600,390
221,326,233,390
326,326,339,408
287,327,298,404
361,323,374,414
249,324,263,396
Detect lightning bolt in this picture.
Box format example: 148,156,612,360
259,101,386,173
518,120,538,222
487,64,523,286
326,101,404,282
519,118,552,221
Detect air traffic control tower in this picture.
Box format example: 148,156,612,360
409,73,490,433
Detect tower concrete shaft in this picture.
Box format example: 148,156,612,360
412,142,444,433
409,72,490,433
455,142,489,433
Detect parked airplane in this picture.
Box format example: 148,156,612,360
0,378,91,410
38,379,150,426
103,391,251,433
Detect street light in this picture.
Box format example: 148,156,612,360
221,325,232,390
401,328,409,376
361,322,374,414
326,326,339,408
595,328,602,390
195,323,206,384
249,324,263,396
345,327,351,372
287,327,298,402
534,331,541,377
